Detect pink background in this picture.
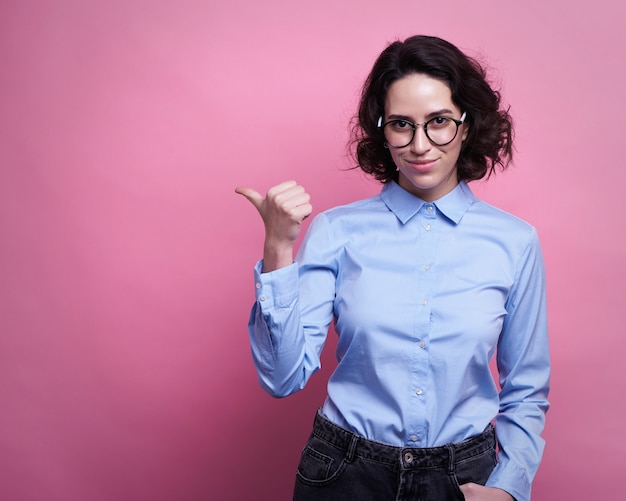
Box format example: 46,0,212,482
1,1,624,499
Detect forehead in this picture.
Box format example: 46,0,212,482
384,73,457,115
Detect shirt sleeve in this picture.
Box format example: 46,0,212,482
485,227,550,501
247,213,337,397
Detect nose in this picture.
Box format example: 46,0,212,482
409,125,431,153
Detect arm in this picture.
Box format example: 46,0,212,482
236,181,335,397
485,227,551,501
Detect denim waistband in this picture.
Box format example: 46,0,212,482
311,410,495,470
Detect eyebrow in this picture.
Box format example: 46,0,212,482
387,109,455,121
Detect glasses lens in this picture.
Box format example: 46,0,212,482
425,117,459,146
383,120,414,148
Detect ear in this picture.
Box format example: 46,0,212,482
461,123,469,141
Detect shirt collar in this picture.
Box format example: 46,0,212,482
380,181,475,225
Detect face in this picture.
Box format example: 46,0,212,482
383,73,467,202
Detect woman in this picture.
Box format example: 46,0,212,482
236,35,549,501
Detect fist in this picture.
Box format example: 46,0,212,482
235,179,313,249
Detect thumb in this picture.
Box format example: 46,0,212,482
234,186,264,211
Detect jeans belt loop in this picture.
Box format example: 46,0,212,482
446,443,456,475
346,434,359,464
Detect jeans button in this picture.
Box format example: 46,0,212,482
404,452,414,464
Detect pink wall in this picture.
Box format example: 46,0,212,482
1,1,624,499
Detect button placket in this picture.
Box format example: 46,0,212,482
410,204,436,443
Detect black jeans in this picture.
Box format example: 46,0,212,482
294,411,497,501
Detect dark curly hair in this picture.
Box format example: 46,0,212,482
351,35,513,183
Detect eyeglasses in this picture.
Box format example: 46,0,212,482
377,112,467,147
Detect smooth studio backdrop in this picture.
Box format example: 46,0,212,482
1,1,624,499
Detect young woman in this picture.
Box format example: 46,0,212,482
236,35,549,501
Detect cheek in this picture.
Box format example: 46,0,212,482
443,138,464,159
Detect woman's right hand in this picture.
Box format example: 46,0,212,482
235,180,312,272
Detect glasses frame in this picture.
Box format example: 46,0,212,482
378,111,467,147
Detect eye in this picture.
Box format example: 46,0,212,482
390,120,413,131
428,116,451,129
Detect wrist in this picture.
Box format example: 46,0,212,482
262,240,294,272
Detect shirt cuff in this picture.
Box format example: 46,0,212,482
485,458,531,501
253,259,298,309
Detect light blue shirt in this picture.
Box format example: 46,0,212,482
247,181,549,501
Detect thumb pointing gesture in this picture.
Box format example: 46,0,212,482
235,180,313,271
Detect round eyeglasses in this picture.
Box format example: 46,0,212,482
378,112,467,147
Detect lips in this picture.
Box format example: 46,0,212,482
406,158,438,172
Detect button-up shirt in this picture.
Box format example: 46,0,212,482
247,181,550,501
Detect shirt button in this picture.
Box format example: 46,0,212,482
415,388,423,395
419,341,426,349
410,435,419,442
255,283,261,289
427,205,433,212
259,295,267,302
425,224,431,231
404,452,414,463
421,299,428,305
423,264,430,271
